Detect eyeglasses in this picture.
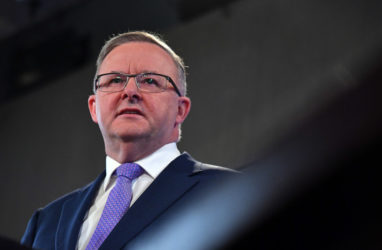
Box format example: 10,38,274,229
94,72,182,96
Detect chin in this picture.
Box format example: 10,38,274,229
113,128,152,141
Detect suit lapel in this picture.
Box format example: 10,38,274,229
56,171,105,250
100,153,199,250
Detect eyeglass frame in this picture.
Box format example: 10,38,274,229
93,72,183,97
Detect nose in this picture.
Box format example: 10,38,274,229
121,77,141,101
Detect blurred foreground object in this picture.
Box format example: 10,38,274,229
122,49,382,250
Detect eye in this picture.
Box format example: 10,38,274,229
98,74,125,88
142,77,160,86
108,76,124,85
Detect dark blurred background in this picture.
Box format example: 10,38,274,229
0,0,381,246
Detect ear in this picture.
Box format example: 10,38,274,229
88,95,98,124
175,96,191,126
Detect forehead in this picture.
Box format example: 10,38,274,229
99,42,177,77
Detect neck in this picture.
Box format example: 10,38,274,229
104,139,175,163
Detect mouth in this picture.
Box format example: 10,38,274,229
117,108,144,117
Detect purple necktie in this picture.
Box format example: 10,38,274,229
86,163,144,250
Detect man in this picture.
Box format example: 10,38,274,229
21,31,235,250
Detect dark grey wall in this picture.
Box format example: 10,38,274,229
0,0,381,241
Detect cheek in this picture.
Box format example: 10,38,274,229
161,100,179,123
146,98,176,122
96,97,115,123
95,104,103,122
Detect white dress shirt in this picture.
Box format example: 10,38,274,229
76,143,181,250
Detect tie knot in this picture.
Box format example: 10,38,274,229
116,163,144,180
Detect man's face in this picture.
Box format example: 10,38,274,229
88,42,190,155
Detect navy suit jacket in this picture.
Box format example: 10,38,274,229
21,153,235,249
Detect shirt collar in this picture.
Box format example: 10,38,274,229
103,142,181,191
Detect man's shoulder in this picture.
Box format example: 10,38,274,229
37,176,100,214
174,152,240,177
194,161,238,171
39,186,84,213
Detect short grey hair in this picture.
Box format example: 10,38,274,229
94,31,187,95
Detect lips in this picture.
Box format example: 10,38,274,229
117,108,144,117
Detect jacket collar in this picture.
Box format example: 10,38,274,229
100,153,199,250
53,153,199,250
55,171,105,250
